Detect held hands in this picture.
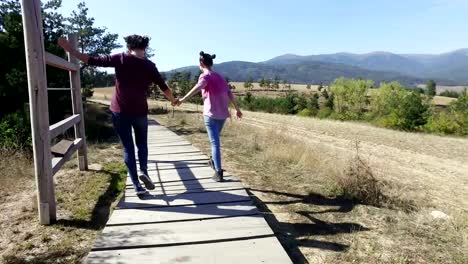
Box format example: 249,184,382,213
236,109,243,120
171,97,183,107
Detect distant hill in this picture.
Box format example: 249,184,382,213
266,49,468,84
167,60,427,87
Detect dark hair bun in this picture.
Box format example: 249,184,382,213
125,34,150,50
199,51,216,67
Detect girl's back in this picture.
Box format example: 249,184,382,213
200,71,233,119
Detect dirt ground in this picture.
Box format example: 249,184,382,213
0,103,126,264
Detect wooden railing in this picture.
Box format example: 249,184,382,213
21,0,88,225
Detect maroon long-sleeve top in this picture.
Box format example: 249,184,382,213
88,53,168,116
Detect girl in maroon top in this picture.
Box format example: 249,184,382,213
59,35,177,195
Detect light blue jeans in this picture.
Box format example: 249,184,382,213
204,116,226,173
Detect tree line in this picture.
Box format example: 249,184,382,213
0,0,121,150
238,78,467,136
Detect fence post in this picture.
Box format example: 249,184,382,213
68,34,88,171
21,0,56,224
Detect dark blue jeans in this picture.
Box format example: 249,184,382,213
203,116,226,173
112,112,148,189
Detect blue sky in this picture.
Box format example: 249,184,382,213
59,0,468,71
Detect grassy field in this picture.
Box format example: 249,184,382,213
0,103,127,264
94,85,458,106
90,94,468,263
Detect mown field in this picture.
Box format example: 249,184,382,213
93,84,458,106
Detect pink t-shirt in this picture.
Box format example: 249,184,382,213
196,70,234,119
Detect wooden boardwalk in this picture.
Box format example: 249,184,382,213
86,120,292,263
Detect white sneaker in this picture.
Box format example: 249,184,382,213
135,186,148,195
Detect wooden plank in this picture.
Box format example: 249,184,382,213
21,0,56,224
52,138,83,175
47,87,72,91
49,114,81,139
125,169,235,186
45,52,79,72
117,189,251,209
126,177,242,191
86,123,291,263
51,139,74,157
107,201,257,225
68,34,88,171
93,216,273,250
86,237,292,264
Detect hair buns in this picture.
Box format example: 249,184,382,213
200,51,205,56
211,54,216,59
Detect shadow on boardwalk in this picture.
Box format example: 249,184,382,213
247,189,370,263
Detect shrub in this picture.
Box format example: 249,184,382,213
427,89,468,135
370,82,405,117
425,111,462,135
297,108,314,117
0,111,32,151
334,142,384,206
439,90,461,98
372,82,430,130
318,107,333,119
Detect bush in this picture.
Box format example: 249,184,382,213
334,143,384,206
426,89,468,135
439,90,461,98
425,112,462,135
239,92,301,114
330,78,372,119
318,107,333,119
372,82,430,130
297,108,314,117
0,111,32,150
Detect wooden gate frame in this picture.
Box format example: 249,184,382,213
21,0,88,225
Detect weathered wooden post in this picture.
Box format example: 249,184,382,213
21,0,56,225
68,34,88,171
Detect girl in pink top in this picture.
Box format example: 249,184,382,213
179,51,242,181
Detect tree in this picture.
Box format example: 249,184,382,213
244,77,254,91
272,76,280,90
67,1,121,92
426,80,436,97
371,82,430,130
259,77,266,88
306,84,311,90
0,0,71,121
318,83,323,91
330,78,372,118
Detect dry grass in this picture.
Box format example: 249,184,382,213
94,84,457,110
152,106,468,264
334,142,385,207
0,103,126,264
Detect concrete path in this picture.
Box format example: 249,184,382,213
86,120,292,264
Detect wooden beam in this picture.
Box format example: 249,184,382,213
45,52,79,72
21,0,56,225
48,87,72,91
52,138,83,175
68,34,88,171
49,114,81,139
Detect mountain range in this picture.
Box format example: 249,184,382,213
167,49,468,86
